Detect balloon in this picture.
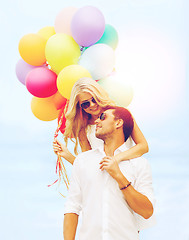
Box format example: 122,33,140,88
54,7,78,35
79,43,115,80
31,96,60,121
96,24,118,49
57,65,92,99
71,6,105,47
15,59,37,85
18,33,46,66
58,107,67,134
98,75,134,107
38,26,56,41
45,33,81,74
26,67,57,98
52,91,67,110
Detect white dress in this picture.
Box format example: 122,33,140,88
86,124,156,231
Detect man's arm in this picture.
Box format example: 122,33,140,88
64,157,82,239
100,156,154,219
113,170,153,219
63,213,78,240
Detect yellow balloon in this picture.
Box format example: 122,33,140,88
18,33,46,66
98,75,134,107
45,33,81,74
31,96,60,121
57,65,92,99
38,26,56,41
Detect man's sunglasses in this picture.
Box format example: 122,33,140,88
99,112,106,121
80,97,97,109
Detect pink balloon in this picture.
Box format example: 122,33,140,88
54,7,78,35
71,6,105,47
26,67,58,98
15,59,36,85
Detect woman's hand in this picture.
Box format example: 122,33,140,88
53,139,75,164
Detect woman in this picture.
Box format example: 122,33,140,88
53,77,149,164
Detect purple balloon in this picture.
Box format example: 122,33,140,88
71,6,105,47
15,59,37,85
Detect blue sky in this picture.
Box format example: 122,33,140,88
0,0,189,239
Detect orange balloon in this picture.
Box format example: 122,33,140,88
31,96,60,121
51,91,67,110
38,26,56,41
19,33,46,66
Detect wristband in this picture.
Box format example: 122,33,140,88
120,182,131,190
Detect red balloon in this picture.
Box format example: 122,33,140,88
58,107,67,134
52,91,67,110
26,67,58,98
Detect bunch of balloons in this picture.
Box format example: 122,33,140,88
16,5,133,132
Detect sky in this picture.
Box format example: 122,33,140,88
0,0,189,239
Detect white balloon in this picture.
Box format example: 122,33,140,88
79,44,115,80
98,74,134,107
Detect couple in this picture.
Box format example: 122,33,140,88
53,78,155,240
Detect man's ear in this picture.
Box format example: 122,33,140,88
115,119,123,129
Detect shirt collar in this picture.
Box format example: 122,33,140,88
96,142,129,156
114,142,129,155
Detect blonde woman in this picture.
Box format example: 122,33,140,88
53,77,149,165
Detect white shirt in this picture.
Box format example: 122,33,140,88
64,143,155,240
86,125,156,231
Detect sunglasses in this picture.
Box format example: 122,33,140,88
80,97,97,109
99,112,106,121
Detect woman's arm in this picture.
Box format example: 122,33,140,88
53,139,76,165
114,118,149,163
53,130,91,165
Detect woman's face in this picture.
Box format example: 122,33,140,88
78,92,102,118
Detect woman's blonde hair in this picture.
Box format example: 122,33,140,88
64,77,115,154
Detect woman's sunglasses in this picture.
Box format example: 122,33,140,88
80,97,97,109
99,112,106,121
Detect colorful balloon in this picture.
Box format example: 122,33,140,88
52,91,67,110
38,26,56,41
45,33,81,74
79,44,115,80
71,6,105,47
96,24,118,49
26,67,57,98
15,59,37,85
98,75,134,107
58,107,67,134
57,65,92,99
31,96,60,121
54,7,78,35
18,33,46,66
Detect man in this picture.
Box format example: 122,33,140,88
64,106,155,240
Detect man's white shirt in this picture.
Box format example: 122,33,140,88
64,143,156,240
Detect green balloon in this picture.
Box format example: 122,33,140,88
96,24,119,49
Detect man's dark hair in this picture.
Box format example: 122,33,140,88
104,106,134,142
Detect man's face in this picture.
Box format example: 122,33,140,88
95,109,117,140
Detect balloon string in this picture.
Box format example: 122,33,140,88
48,100,70,192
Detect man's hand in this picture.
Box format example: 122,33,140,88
99,156,122,180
